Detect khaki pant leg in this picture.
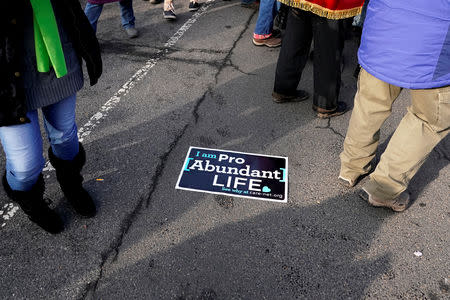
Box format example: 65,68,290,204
363,85,450,200
339,69,402,181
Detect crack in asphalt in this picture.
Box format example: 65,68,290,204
161,56,223,68
99,40,229,61
228,60,256,76
171,46,229,55
159,56,256,76
194,9,257,124
100,42,253,74
214,10,257,85
79,9,257,300
144,124,190,209
193,91,210,124
315,118,345,139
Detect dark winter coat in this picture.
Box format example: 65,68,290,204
0,0,102,127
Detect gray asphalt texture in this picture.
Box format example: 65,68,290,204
1,1,449,299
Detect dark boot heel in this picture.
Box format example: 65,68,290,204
48,143,96,217
3,174,64,234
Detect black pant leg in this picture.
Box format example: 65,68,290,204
312,15,345,110
273,9,313,96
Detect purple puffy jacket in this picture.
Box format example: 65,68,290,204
359,0,450,89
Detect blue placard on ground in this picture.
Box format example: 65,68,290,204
176,147,288,203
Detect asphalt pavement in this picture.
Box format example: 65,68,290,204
1,1,449,299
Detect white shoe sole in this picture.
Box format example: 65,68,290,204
163,14,177,19
252,39,281,48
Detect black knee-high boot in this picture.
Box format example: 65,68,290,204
3,174,64,234
48,143,96,217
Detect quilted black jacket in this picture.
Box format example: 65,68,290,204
0,0,102,127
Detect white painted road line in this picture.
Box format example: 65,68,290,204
1,0,216,228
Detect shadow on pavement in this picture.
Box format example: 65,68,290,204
93,190,394,299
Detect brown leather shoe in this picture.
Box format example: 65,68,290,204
253,35,281,47
313,102,347,118
272,90,309,103
360,189,410,212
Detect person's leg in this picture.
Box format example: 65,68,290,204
363,85,450,201
84,2,104,32
118,0,136,29
43,94,96,217
42,94,79,161
0,111,63,233
254,0,277,35
312,15,345,111
273,9,312,96
252,0,280,47
339,69,401,185
0,111,44,191
163,0,177,19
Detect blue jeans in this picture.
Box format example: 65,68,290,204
0,95,79,191
254,0,280,35
84,0,136,32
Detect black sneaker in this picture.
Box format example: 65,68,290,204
163,3,177,19
189,1,200,11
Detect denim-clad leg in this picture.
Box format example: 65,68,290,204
84,2,104,32
0,94,79,191
254,0,278,35
0,111,45,191
42,94,79,161
119,0,136,29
